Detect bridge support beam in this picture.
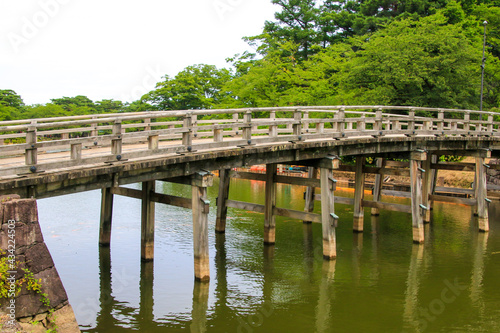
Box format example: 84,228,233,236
216,169,231,233
320,167,336,259
475,157,489,232
410,151,426,244
353,156,365,232
99,187,114,246
422,154,433,223
193,184,210,281
264,163,277,244
141,180,155,261
371,158,384,216
303,167,317,223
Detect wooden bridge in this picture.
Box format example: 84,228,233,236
1,105,499,281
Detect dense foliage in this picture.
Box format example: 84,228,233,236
1,0,499,120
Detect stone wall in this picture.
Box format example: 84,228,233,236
0,195,80,332
487,158,500,185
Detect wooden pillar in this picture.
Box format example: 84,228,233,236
410,151,426,244
264,163,277,244
111,120,122,156
353,156,365,232
182,113,193,149
70,143,82,161
25,126,37,166
216,169,231,233
148,135,159,150
320,168,336,259
99,187,114,246
269,111,278,137
141,181,155,261
475,157,489,232
422,155,433,223
303,167,317,223
192,185,210,281
371,158,383,216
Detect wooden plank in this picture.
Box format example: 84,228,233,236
229,170,266,182
429,194,476,206
151,192,192,209
275,174,319,187
273,207,321,223
362,200,411,213
226,199,265,213
164,171,214,188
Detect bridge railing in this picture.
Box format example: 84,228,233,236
0,106,498,177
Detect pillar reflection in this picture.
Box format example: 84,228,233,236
403,244,424,332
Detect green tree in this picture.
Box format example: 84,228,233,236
141,64,233,110
338,13,483,108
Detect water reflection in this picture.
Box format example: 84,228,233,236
34,183,500,332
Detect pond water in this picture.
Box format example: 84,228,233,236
37,178,500,332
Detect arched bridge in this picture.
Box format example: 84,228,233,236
1,106,499,281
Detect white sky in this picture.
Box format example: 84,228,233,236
0,0,277,105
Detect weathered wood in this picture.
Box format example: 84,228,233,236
303,167,317,223
273,207,321,223
353,156,365,232
111,120,122,155
226,199,265,213
371,158,383,215
422,154,432,223
110,186,192,208
229,170,266,182
193,184,210,281
475,157,489,232
141,181,155,261
25,126,37,165
148,135,159,150
264,163,277,244
410,158,424,244
164,171,214,188
70,143,82,161
99,187,114,246
429,194,476,206
362,200,411,213
216,169,231,233
320,167,336,259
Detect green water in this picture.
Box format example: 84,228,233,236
37,178,500,332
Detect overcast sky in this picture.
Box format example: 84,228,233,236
0,0,277,105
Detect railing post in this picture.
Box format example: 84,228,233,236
487,115,493,134
148,135,159,150
242,110,252,144
91,116,98,137
183,112,193,150
408,108,416,135
269,110,278,137
144,118,152,132
293,109,302,137
375,108,383,132
71,143,82,161
357,114,366,132
192,114,198,138
233,113,240,137
464,112,470,133
316,122,324,134
111,120,122,156
213,129,223,142
437,109,444,133
334,107,345,136
25,125,38,166
303,111,309,133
